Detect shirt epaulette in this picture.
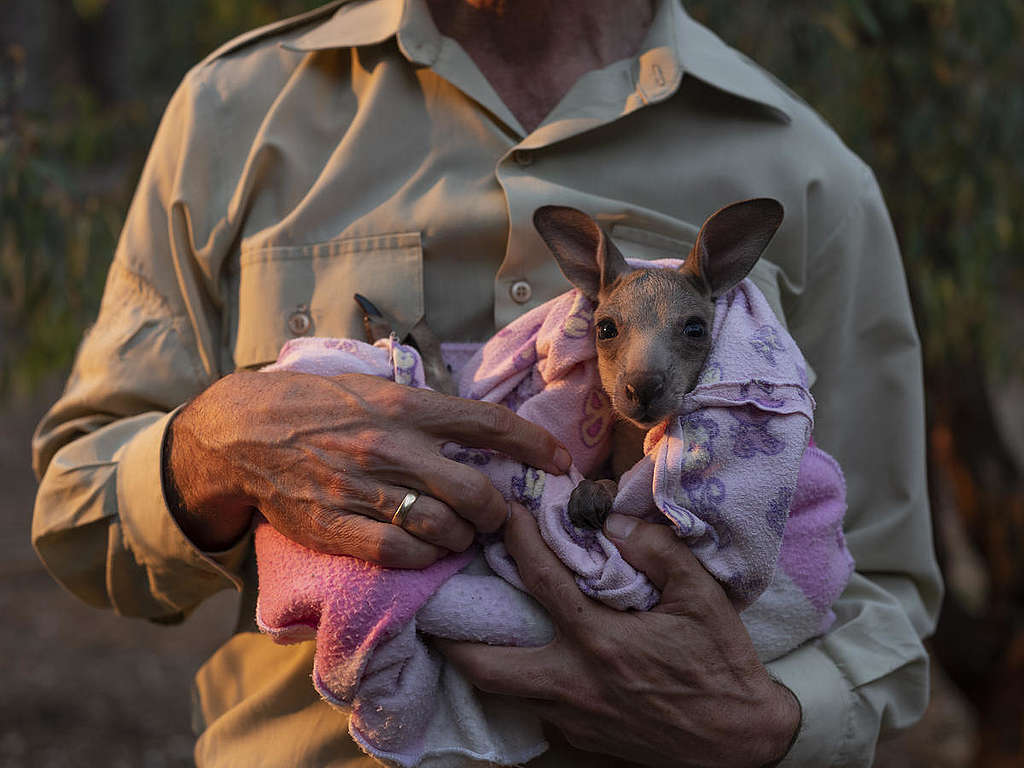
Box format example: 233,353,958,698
199,0,353,66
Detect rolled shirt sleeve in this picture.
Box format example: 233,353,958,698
31,73,247,620
768,169,942,766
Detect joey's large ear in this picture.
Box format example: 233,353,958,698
533,206,631,301
681,198,784,299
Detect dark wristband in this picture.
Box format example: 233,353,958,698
160,407,193,526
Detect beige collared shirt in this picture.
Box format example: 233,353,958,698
32,1,942,765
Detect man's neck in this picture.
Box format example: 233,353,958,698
425,0,658,133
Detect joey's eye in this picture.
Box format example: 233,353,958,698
596,319,618,340
683,317,706,339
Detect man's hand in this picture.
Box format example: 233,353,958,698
437,506,801,768
166,371,571,566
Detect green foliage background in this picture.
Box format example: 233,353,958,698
2,0,1022,398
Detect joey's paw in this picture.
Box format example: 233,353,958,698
567,479,617,529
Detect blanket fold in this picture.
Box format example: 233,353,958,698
254,273,854,767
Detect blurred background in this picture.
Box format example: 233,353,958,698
1,1,1021,766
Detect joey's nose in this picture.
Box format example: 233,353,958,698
625,374,665,408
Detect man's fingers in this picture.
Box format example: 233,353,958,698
503,503,600,634
434,639,566,700
425,398,572,476
405,458,510,533
330,374,569,475
388,490,476,552
603,513,723,615
308,512,446,568
329,477,477,551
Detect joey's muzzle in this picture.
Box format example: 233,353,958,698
619,371,678,427
624,373,665,409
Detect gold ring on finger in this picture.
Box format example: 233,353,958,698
391,490,420,528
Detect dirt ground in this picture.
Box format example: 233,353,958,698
0,379,976,767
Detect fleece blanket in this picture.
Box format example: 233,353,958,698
254,269,854,767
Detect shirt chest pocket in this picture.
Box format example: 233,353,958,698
229,232,424,369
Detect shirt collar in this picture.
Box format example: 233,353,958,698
282,0,791,122
281,0,434,60
671,3,791,121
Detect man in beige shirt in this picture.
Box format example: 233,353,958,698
32,0,942,765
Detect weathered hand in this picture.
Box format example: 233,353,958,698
437,506,801,768
166,371,571,566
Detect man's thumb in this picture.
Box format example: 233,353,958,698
603,513,701,593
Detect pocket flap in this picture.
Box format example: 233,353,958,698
233,232,423,368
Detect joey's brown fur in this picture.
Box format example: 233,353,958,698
533,199,784,529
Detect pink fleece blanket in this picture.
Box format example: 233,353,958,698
255,272,854,767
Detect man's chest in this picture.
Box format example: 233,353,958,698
210,53,798,376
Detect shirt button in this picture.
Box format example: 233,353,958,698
287,307,312,336
512,149,532,167
509,280,532,304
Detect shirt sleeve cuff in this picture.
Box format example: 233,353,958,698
116,410,250,611
766,641,852,766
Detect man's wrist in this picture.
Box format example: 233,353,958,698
758,678,802,767
161,404,253,551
